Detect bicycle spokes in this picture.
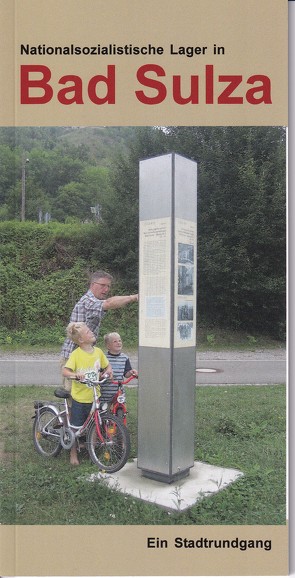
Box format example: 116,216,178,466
33,408,62,458
87,415,130,473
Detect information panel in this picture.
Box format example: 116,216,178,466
175,218,197,348
139,217,171,348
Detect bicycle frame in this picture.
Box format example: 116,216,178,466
34,377,109,450
109,375,136,426
63,378,109,447
33,374,131,472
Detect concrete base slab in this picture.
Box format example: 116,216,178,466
86,460,243,511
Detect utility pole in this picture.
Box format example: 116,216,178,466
21,157,29,221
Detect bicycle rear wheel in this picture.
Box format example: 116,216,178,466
33,407,62,458
88,415,130,473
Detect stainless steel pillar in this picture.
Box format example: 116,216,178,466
138,153,197,483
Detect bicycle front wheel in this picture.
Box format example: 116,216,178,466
33,407,62,458
88,415,130,473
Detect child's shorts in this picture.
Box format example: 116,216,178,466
71,399,92,427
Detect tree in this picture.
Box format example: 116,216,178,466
165,126,286,337
0,145,18,207
53,182,94,222
0,126,286,338
96,127,169,288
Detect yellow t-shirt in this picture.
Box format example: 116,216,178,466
65,346,108,403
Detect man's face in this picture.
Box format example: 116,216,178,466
91,277,112,299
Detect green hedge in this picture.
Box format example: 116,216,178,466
0,221,138,347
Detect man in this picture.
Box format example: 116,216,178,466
61,270,138,386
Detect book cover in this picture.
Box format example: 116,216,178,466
0,0,289,576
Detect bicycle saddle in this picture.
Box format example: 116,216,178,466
54,388,72,399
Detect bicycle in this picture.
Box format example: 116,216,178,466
32,375,131,473
107,374,137,426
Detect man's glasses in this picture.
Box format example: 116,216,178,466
93,282,111,289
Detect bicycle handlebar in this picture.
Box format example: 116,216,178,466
69,374,110,385
112,374,138,386
68,373,138,386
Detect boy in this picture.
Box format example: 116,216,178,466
100,332,138,405
62,321,113,466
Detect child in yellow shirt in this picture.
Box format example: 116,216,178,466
62,321,113,465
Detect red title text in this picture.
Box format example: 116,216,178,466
20,64,272,105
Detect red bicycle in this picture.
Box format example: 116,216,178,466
108,375,137,426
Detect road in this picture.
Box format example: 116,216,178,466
195,349,286,385
0,349,286,386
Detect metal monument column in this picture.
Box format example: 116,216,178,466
138,153,197,483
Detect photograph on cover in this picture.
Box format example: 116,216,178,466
0,124,286,531
0,0,289,574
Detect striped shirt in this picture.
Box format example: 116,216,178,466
100,352,132,403
61,290,105,359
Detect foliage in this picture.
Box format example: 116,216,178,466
95,125,286,336
96,127,169,284
0,126,286,339
0,127,134,222
0,384,286,525
164,126,286,338
0,221,138,342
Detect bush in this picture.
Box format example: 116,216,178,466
0,220,139,347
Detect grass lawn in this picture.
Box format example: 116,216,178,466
0,384,286,525
0,325,285,353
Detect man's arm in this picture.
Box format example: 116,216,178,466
102,294,138,310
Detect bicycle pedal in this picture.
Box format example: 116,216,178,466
34,401,44,409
